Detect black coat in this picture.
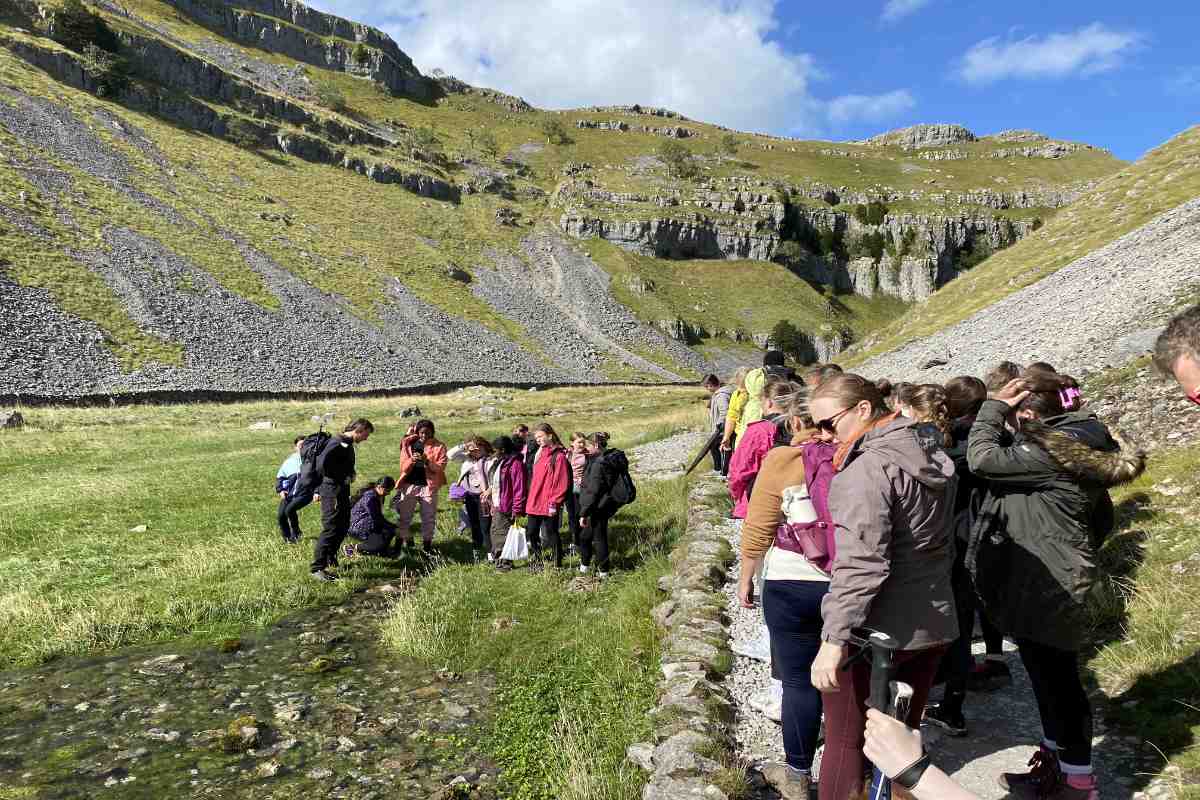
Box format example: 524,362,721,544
317,435,356,487
579,449,628,519
966,400,1144,650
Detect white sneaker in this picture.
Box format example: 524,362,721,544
579,565,590,574
486,552,495,562
597,571,609,579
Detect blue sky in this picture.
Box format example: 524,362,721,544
310,0,1199,161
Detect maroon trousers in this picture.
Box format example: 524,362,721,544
818,644,947,800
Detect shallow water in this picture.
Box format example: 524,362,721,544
0,586,495,799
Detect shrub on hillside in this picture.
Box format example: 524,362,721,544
351,42,371,66
81,42,130,97
852,200,888,226
225,117,269,151
314,81,348,114
720,133,740,159
817,225,846,260
772,240,804,265
541,117,572,146
657,140,699,180
467,128,498,160
848,230,887,263
771,319,806,363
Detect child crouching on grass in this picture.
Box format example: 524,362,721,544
347,476,398,557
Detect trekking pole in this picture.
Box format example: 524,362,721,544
842,628,914,800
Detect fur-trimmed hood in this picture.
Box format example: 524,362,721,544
1021,413,1146,488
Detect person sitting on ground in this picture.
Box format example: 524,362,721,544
984,360,1023,392
737,384,835,800
808,374,959,800
348,476,398,557
310,418,374,582
968,375,1145,800
276,435,308,544
392,419,448,554
728,378,798,519
487,436,527,572
923,375,1008,739
524,423,570,572
803,362,843,390
450,436,496,562
578,432,630,577
1155,304,1200,402
703,374,735,476
863,708,983,800
721,367,751,458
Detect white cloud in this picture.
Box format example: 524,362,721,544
959,23,1141,85
827,89,915,124
881,0,932,23
308,0,912,136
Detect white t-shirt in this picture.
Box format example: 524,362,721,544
763,482,830,582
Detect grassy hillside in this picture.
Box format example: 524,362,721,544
847,126,1200,366
0,0,1128,382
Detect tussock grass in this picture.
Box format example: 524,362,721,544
0,386,704,668
381,474,691,800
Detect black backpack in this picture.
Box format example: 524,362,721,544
606,450,637,508
295,430,333,492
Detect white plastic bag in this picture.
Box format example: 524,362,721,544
500,524,529,561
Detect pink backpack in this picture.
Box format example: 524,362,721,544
774,442,839,574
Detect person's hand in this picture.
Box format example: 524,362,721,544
279,491,287,499
811,641,845,692
548,504,557,515
412,452,425,463
719,438,732,452
992,378,1031,408
581,517,590,528
737,571,755,608
864,709,925,779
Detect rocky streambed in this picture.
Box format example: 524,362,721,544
0,586,497,800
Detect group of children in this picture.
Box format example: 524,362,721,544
274,419,633,577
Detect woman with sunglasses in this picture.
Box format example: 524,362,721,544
967,375,1143,800
807,374,959,800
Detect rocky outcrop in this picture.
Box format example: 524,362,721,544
583,104,690,120
160,0,432,98
576,119,696,138
432,74,533,112
989,143,1090,159
988,129,1049,142
865,123,977,150
560,213,780,261
631,478,738,800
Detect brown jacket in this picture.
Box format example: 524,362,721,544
821,417,959,650
742,446,807,559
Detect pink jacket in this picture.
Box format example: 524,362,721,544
399,435,448,491
526,445,570,516
728,418,779,519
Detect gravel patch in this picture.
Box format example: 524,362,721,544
860,197,1200,382
627,430,710,481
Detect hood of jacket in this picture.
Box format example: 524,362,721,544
843,417,955,490
1020,413,1145,488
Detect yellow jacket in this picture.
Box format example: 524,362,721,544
736,368,767,439
724,388,748,443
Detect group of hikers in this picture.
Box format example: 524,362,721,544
700,340,1169,800
274,419,635,582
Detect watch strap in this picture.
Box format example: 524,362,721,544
893,753,932,791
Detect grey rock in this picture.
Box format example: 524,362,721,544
137,654,188,676
627,741,656,772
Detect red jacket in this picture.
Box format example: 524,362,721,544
526,444,570,516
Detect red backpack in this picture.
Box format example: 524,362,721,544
773,441,839,575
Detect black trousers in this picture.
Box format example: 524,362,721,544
707,423,726,473
565,489,582,549
277,492,313,542
1016,637,1092,767
463,492,492,551
578,511,612,571
527,510,563,566
310,483,350,573
944,537,1007,702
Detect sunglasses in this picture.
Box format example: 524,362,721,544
1188,386,1200,407
814,406,855,435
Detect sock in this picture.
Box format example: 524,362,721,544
1061,762,1093,777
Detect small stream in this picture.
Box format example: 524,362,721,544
0,585,496,799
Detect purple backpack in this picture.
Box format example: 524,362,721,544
773,442,838,574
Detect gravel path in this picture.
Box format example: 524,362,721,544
718,520,1144,799
859,197,1200,382
627,430,711,481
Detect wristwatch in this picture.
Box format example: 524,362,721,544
893,753,932,791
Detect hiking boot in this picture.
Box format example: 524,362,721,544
923,702,967,737
760,762,810,800
1043,773,1099,800
999,745,1061,798
310,570,337,583
968,659,1014,692
495,560,513,573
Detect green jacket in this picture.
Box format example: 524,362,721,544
967,401,1144,650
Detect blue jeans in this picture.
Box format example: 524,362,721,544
763,578,830,772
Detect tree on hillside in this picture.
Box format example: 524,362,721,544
657,140,698,180
53,0,119,53
770,319,806,363
467,128,498,160
541,116,572,146
720,133,740,160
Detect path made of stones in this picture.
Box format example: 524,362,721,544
719,507,1147,799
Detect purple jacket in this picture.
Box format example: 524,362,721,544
349,490,387,536
490,455,527,516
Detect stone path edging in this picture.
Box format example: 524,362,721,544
626,476,739,800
